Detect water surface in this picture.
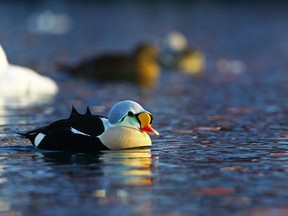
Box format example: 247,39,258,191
1,1,288,216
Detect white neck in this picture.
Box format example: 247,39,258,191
0,45,9,73
98,118,152,149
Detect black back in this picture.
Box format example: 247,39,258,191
19,106,109,151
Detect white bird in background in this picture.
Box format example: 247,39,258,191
0,44,58,98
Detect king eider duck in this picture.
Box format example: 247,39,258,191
0,44,58,97
19,100,159,151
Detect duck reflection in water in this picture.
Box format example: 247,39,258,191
58,43,160,88
102,148,156,186
41,148,156,186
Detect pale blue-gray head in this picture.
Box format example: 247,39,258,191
108,100,159,135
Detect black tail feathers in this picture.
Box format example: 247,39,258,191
17,132,29,138
17,131,37,143
17,131,40,147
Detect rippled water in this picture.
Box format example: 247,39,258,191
1,1,288,216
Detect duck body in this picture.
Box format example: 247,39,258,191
19,100,159,151
65,54,133,81
59,43,160,88
0,45,58,97
0,64,59,97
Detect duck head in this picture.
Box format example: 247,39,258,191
108,100,159,135
133,43,159,61
131,43,160,88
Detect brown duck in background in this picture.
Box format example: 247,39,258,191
58,43,160,88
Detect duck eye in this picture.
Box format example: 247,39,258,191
150,114,153,124
127,111,134,116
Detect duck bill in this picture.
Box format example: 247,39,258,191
137,112,159,135
140,126,159,135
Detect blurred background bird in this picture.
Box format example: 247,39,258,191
157,32,205,76
176,47,205,76
58,43,160,88
0,44,58,98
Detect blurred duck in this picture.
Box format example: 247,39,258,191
176,47,205,76
0,44,58,97
58,43,160,88
158,32,205,75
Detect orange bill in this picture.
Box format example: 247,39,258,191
137,112,159,135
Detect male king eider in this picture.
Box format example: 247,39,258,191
19,100,159,151
0,44,58,97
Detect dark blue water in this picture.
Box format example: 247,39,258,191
1,1,288,216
